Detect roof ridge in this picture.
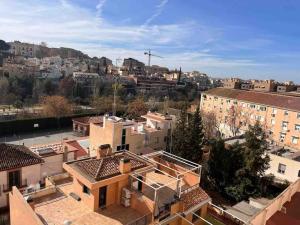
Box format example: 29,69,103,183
95,159,104,180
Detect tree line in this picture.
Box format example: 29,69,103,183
171,105,287,202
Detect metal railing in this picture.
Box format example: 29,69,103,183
126,213,152,225
3,179,27,192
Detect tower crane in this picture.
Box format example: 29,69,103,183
144,50,163,67
115,57,122,67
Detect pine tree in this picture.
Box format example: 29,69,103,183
172,104,189,158
186,106,205,163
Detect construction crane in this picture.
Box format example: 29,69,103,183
144,50,163,67
115,57,122,67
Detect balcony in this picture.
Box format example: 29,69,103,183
2,179,27,192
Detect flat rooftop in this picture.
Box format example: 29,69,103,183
32,182,144,225
269,146,300,162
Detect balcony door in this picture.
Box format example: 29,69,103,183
99,186,107,208
8,170,21,189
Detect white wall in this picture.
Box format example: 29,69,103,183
0,171,8,208
266,154,300,182
41,154,64,179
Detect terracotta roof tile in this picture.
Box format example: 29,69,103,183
204,88,300,111
75,153,147,181
181,187,210,211
0,143,44,171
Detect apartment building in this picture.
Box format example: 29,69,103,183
72,116,103,136
200,88,300,149
89,112,175,156
29,140,86,181
0,143,44,209
9,147,211,225
8,41,36,57
266,146,300,182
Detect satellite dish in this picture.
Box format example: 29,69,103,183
63,221,72,225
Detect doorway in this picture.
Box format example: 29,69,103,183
99,186,107,208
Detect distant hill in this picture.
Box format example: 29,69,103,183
36,46,90,59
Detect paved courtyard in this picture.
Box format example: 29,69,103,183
0,129,82,147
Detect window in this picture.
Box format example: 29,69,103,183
282,121,288,131
297,113,300,119
284,110,289,116
250,104,256,109
295,124,300,131
8,170,21,190
83,185,90,195
272,108,277,114
298,170,300,177
292,136,299,144
278,163,286,174
260,106,267,111
280,133,286,142
271,119,275,125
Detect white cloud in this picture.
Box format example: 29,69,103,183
143,0,168,27
0,0,262,74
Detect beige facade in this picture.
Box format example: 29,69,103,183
89,113,174,156
9,150,210,225
266,151,300,182
201,88,300,149
9,41,36,57
0,164,41,208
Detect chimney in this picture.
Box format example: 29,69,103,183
119,158,131,173
97,144,112,159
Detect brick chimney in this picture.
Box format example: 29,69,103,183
119,158,131,173
97,144,112,159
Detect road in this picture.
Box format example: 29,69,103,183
0,129,81,147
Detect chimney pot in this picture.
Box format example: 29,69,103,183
119,158,131,173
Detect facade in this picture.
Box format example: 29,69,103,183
29,141,82,180
10,148,211,225
266,146,300,182
72,116,103,136
0,143,44,209
252,79,277,92
222,78,241,89
8,41,36,57
200,88,300,149
89,112,175,156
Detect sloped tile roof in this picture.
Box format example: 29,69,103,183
181,187,210,211
75,153,147,181
204,88,300,111
0,143,44,171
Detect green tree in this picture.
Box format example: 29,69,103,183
172,103,190,158
206,122,270,202
185,106,205,163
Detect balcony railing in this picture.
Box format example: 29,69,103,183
2,179,27,192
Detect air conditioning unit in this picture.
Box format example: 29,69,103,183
122,188,131,198
121,197,130,207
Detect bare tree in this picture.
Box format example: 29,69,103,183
201,110,220,139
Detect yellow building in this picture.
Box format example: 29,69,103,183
89,112,175,156
9,146,211,225
201,88,300,149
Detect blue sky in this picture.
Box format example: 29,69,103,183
1,0,300,82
